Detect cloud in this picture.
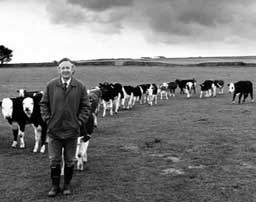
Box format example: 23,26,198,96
45,0,256,45
67,0,133,11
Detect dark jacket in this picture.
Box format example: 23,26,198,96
40,77,91,139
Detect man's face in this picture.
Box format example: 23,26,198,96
58,61,74,80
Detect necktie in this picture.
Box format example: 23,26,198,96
64,82,67,91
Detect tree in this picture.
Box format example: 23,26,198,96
0,45,13,64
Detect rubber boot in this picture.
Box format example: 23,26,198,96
63,165,74,195
48,165,61,197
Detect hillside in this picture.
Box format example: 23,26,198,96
1,56,256,68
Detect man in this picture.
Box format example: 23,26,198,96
40,58,91,197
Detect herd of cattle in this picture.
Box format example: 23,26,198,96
0,79,254,171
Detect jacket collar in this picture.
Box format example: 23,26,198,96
56,77,78,87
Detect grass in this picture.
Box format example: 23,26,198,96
0,64,256,201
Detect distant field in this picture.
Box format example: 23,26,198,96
152,56,256,64
0,64,256,202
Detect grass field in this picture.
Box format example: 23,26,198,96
1,64,256,202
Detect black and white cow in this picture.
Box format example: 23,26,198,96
184,82,194,98
138,84,151,104
158,82,169,100
167,81,178,97
147,83,158,105
132,85,143,106
1,95,46,152
88,88,102,128
213,80,225,94
228,81,254,104
121,85,135,109
1,97,28,149
199,80,217,98
98,82,123,117
176,78,197,95
22,94,47,153
61,110,95,174
76,110,94,171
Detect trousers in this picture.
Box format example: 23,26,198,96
48,136,77,167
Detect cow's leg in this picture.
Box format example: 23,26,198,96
243,93,248,103
11,122,19,147
250,91,254,102
232,93,237,104
115,94,121,113
40,123,47,153
154,95,158,104
127,94,134,109
185,89,190,98
32,124,41,153
102,101,107,117
147,95,152,106
109,100,113,116
212,85,217,97
143,94,147,104
19,123,26,149
238,93,242,104
77,139,89,171
199,91,203,98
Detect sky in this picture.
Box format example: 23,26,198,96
1,0,256,63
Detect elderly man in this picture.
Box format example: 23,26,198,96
40,58,91,197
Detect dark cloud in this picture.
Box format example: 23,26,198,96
46,0,256,43
67,0,133,11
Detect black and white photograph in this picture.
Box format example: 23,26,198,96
1,0,256,201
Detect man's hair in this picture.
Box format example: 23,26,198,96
58,58,76,66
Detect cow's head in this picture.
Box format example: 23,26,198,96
22,97,34,118
227,83,235,93
1,98,13,119
199,83,207,91
17,89,26,97
99,82,112,94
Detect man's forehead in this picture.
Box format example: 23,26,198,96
58,61,74,68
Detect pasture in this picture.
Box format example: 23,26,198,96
1,64,256,202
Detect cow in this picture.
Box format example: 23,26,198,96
176,78,197,95
184,82,194,98
213,80,225,94
158,82,169,100
167,81,178,97
88,87,102,128
17,89,44,97
121,85,135,109
60,102,96,174
98,82,123,117
76,110,94,171
228,81,254,104
138,84,151,104
1,97,27,149
22,94,47,153
147,83,158,105
131,85,143,106
199,80,217,98
1,95,46,152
